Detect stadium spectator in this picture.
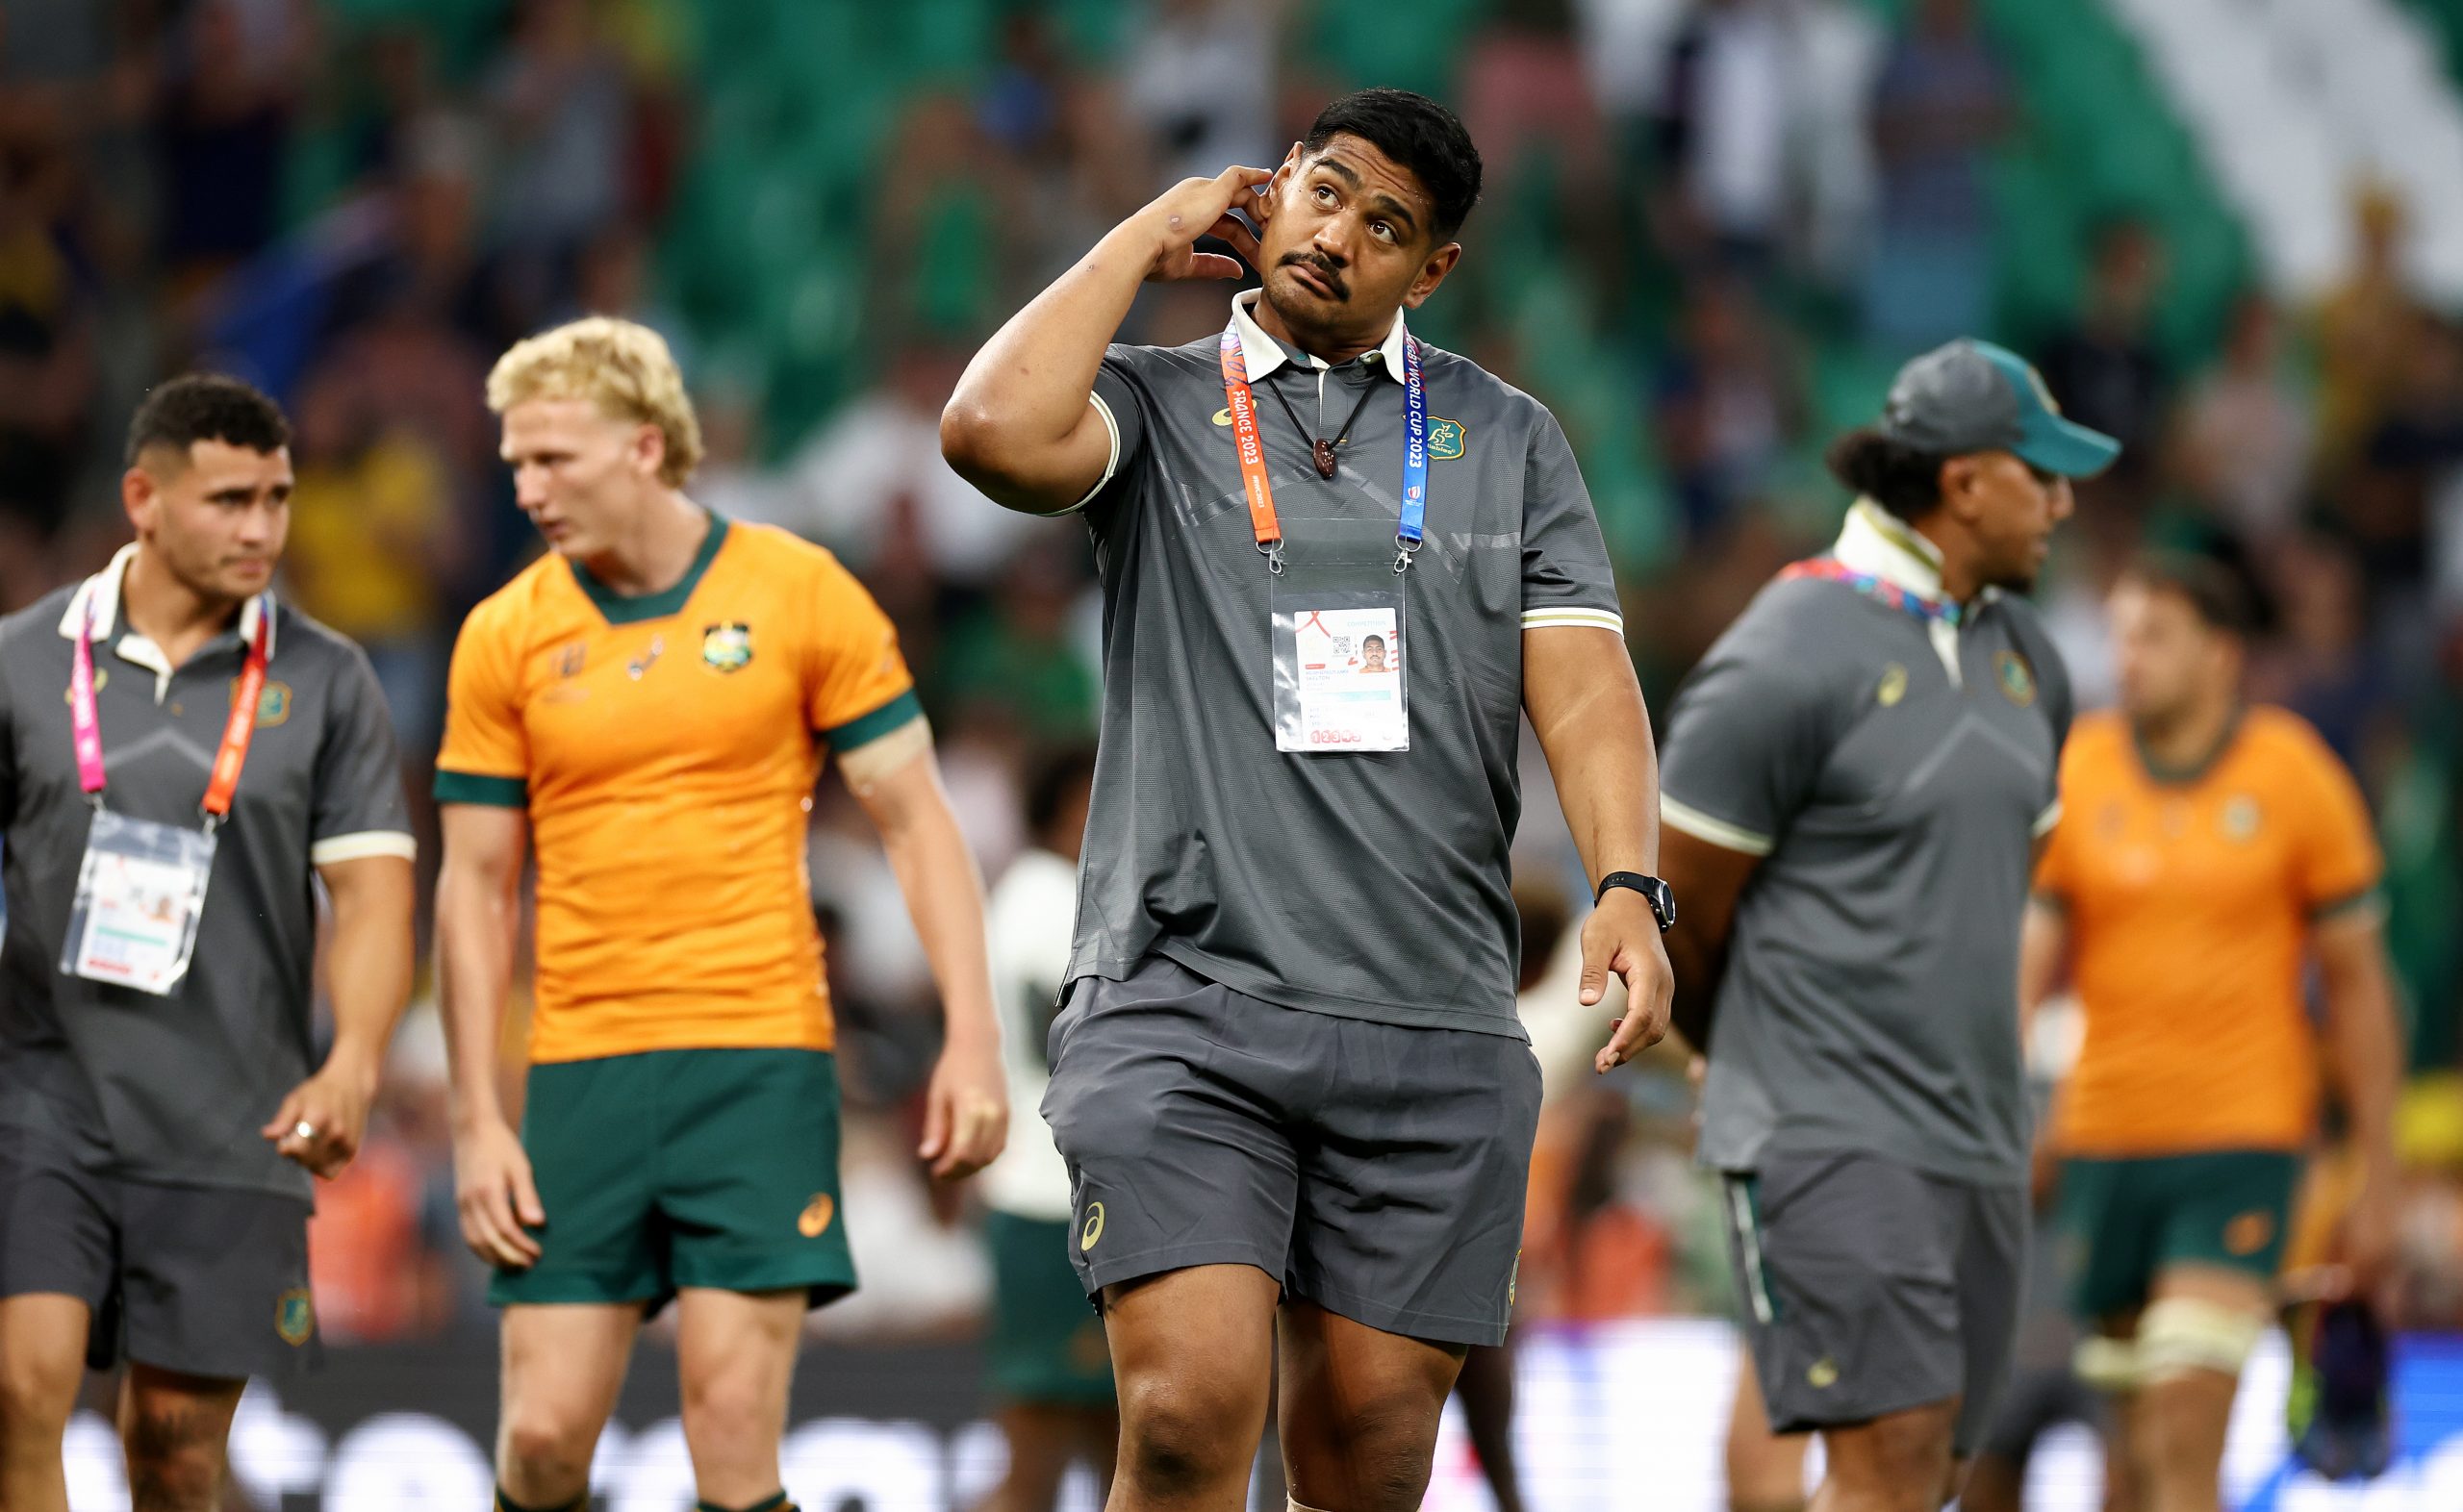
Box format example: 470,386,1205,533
2173,293,2314,546
2036,216,2171,495
2315,184,2430,476
1865,0,2008,350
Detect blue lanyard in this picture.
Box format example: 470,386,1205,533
1396,335,1428,573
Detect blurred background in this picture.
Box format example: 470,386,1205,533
11,0,2463,1506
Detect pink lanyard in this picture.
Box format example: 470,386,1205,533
71,593,272,828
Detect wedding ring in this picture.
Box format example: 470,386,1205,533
292,1121,317,1141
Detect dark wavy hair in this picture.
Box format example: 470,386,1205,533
1824,426,1948,522
1302,88,1484,243
125,374,290,466
2119,551,2261,639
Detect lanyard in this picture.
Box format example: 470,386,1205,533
71,593,273,831
1218,322,1430,574
1778,556,1964,628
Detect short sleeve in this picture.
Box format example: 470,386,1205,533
2031,759,2080,907
433,604,530,807
1518,408,1624,635
2291,733,2383,920
1658,607,1835,855
1072,349,1151,517
311,643,416,864
805,552,922,752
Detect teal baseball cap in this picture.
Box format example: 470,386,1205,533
1880,339,2121,478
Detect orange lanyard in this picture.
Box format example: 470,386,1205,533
1218,326,1284,570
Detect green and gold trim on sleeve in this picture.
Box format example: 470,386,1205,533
434,769,529,807
822,688,924,753
2311,887,2388,927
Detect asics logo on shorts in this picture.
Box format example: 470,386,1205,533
797,1193,835,1238
1080,1201,1105,1251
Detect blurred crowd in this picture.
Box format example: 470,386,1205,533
7,0,2463,1348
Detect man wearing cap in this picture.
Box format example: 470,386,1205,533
0,376,416,1512
1658,339,2115,1512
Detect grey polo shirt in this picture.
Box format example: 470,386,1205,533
1064,290,1624,1038
1660,501,2071,1187
0,547,414,1201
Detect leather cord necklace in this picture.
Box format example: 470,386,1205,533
1265,366,1385,480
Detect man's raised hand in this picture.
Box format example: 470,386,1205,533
1139,165,1274,283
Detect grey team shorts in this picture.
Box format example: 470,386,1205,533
1041,954,1541,1347
1723,1148,2026,1457
0,1128,317,1379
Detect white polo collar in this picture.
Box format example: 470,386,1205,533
1834,499,1948,602
1230,288,1409,385
57,544,277,660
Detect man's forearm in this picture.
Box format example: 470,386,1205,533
323,863,415,1079
435,870,521,1126
1527,631,1659,884
879,811,1001,1048
2325,945,2403,1180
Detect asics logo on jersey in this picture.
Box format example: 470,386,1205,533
628,636,664,680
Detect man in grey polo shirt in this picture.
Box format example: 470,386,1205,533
1658,340,2112,1512
0,376,415,1512
945,89,1675,1511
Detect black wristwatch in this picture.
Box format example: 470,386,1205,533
1595,871,1676,932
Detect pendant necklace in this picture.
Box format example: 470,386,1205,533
1266,367,1384,480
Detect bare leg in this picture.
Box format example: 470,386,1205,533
1453,1340,1526,1512
1275,1300,1465,1512
979,1402,1120,1512
1102,1266,1278,1512
676,1287,807,1509
1725,1351,1810,1512
2131,1268,2268,1512
118,1366,244,1512
495,1302,641,1507
0,1295,88,1512
1809,1399,1957,1512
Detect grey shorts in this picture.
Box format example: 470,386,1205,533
1041,954,1541,1347
1723,1149,2025,1457
0,1131,317,1379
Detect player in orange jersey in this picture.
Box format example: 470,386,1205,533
2024,553,2402,1512
433,317,1006,1512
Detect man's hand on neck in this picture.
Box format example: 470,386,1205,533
122,544,245,670
580,490,711,598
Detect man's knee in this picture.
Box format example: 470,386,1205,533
0,1340,82,1440
499,1399,604,1491
1824,1407,1957,1512
123,1399,230,1511
1116,1369,1266,1497
1298,1390,1444,1512
679,1367,786,1456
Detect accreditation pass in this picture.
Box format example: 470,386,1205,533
1286,605,1408,751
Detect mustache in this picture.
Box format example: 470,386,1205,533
1280,252,1351,301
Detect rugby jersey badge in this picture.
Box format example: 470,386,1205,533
1428,416,1466,460
701,623,753,673
1994,649,2036,707
276,1288,315,1346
